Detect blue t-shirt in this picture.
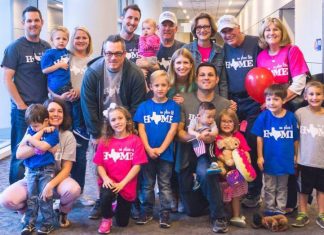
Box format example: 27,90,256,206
133,99,180,162
251,109,299,175
41,48,70,93
24,126,59,169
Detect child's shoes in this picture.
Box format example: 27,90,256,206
98,218,112,234
206,162,222,175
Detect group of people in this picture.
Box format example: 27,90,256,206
0,3,323,235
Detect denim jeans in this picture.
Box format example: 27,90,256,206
10,107,27,184
196,155,226,220
25,164,56,226
71,134,89,192
139,158,173,215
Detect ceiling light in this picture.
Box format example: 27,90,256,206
225,9,229,13
183,9,187,14
186,15,190,19
178,1,183,6
55,3,63,8
229,1,232,6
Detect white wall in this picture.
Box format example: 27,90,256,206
0,0,13,129
295,0,322,74
237,0,291,36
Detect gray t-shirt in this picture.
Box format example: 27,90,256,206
175,92,231,172
70,55,92,90
1,37,51,105
54,130,76,172
295,106,324,169
103,64,123,110
125,34,140,63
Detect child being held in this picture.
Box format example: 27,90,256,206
292,81,324,229
136,18,160,87
41,26,89,140
252,84,299,216
17,104,59,235
188,102,221,177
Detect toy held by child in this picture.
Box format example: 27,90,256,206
93,105,147,234
17,104,59,235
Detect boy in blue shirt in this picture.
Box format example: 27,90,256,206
41,26,88,140
134,70,180,228
17,104,59,235
251,84,299,215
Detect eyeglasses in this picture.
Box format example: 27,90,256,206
103,51,125,58
196,25,211,31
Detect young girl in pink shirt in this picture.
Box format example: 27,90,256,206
93,105,147,234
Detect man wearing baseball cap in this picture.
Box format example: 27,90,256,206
217,15,263,209
157,11,184,71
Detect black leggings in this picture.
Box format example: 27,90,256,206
100,187,132,227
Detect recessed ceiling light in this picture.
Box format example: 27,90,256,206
183,9,187,14
178,1,183,6
186,15,190,19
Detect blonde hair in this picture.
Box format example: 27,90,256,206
191,12,217,39
304,80,324,96
50,26,69,41
142,18,157,30
168,48,195,88
102,106,136,143
217,109,240,135
258,17,291,49
69,26,93,56
150,70,170,84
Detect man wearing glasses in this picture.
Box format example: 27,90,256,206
1,6,51,184
81,34,146,146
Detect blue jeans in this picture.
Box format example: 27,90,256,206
10,107,27,184
25,164,56,226
71,134,89,192
139,158,173,215
196,155,226,220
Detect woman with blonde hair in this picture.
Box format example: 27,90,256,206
167,48,197,104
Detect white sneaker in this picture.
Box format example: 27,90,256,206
79,195,96,206
230,216,246,228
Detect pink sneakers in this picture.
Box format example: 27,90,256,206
98,218,112,234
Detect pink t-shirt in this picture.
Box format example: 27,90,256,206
215,131,251,157
93,134,147,201
198,45,212,62
257,45,309,84
138,34,161,57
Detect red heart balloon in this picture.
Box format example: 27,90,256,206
245,67,274,104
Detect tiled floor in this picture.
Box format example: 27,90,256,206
0,153,323,235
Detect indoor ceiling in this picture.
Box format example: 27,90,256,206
162,0,248,23
48,0,249,22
